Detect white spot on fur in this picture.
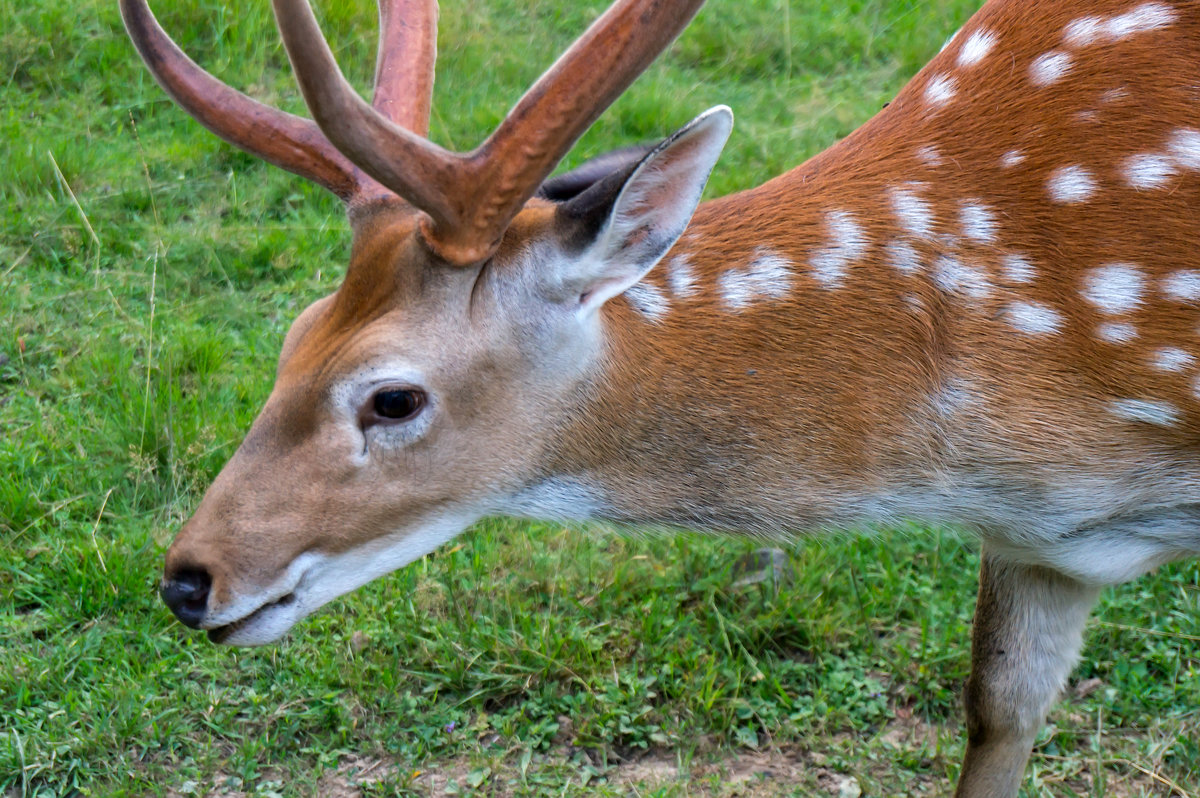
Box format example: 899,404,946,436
1100,87,1129,104
624,281,670,322
1047,165,1096,204
1108,398,1179,427
1030,51,1073,86
1005,300,1063,335
916,145,942,167
1000,150,1025,169
745,250,794,298
718,271,752,311
889,185,935,239
1163,270,1200,303
719,248,794,309
932,376,977,417
1123,153,1176,190
958,30,997,67
1002,254,1036,284
1151,346,1194,373
1105,3,1177,40
666,254,698,299
1097,321,1137,343
1064,16,1104,47
1081,263,1145,314
1064,5,1175,48
924,74,957,107
933,255,991,300
886,240,922,276
1167,129,1200,170
809,211,867,289
960,201,996,243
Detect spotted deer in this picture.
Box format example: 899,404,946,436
124,0,1200,793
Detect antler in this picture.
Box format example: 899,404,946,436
372,0,438,135
119,0,376,202
125,0,705,265
272,0,705,265
467,0,707,258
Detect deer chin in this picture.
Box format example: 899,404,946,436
208,590,305,646
205,514,479,646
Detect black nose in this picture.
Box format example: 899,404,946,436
161,568,211,629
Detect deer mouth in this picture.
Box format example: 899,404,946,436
197,516,478,646
207,591,299,645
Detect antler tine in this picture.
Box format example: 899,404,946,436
373,0,438,135
272,0,706,265
471,0,707,246
272,0,467,244
120,0,373,203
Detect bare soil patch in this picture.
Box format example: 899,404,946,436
161,710,1187,798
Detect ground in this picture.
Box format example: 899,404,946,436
157,701,1192,798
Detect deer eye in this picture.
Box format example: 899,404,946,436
370,388,425,422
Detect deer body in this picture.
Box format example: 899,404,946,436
522,3,1200,582
123,0,1200,794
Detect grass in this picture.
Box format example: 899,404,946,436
2,0,1199,795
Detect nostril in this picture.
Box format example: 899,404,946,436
161,568,212,629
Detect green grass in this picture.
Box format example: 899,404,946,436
3,0,1199,795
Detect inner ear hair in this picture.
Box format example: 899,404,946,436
538,146,654,202
552,154,648,252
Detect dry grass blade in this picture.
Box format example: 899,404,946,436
1093,620,1200,644
1037,752,1194,798
47,149,100,250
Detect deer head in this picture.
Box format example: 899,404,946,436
123,0,730,644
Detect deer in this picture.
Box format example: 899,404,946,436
122,0,1200,794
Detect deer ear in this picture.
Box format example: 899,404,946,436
539,145,655,201
551,106,733,313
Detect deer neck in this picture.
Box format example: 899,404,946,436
520,134,974,533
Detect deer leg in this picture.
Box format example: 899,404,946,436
954,549,1100,798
